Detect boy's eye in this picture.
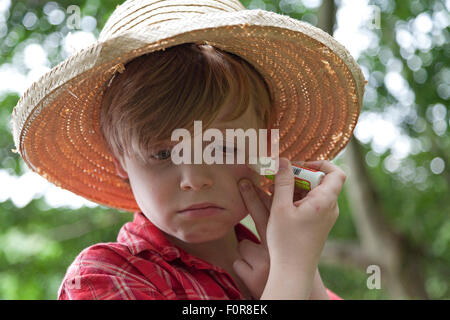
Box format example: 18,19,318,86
148,144,239,162
151,148,172,161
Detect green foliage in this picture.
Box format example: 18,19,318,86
0,197,132,299
319,263,391,299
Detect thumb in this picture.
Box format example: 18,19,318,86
232,259,257,297
233,259,252,282
272,157,294,209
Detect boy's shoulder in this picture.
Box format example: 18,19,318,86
77,241,132,262
63,241,137,278
57,241,170,300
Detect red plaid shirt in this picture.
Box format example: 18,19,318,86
58,211,342,300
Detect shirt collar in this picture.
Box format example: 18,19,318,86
117,211,261,271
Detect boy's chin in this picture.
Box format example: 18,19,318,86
178,232,227,244
176,226,235,244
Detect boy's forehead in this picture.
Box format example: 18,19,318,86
160,122,256,145
216,101,260,129
153,103,260,146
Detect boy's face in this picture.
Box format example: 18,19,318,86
113,104,264,244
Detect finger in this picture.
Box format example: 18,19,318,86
233,259,253,277
294,193,316,207
232,258,259,299
294,184,338,211
304,160,347,195
254,186,272,211
239,180,269,247
272,157,295,209
270,183,307,202
237,239,268,266
291,160,306,167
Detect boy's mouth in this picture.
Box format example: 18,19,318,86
177,202,223,213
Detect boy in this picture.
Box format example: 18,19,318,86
10,0,365,300
57,43,344,300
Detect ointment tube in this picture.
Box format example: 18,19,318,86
247,156,325,191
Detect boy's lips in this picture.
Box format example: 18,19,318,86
177,202,223,213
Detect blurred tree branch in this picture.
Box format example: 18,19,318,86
320,239,373,269
318,0,429,299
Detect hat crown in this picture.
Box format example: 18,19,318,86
98,0,246,41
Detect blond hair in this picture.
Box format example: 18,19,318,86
99,43,273,166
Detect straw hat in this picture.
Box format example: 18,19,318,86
10,0,366,213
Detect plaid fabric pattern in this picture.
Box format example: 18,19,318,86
58,211,342,300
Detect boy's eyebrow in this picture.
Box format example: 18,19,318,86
151,124,246,146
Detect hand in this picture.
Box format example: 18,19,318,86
265,158,345,271
232,183,271,300
233,161,311,299
239,158,345,280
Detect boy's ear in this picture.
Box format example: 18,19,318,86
112,156,129,180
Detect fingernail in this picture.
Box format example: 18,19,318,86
279,158,288,171
239,180,251,191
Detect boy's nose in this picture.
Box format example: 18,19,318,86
179,165,214,191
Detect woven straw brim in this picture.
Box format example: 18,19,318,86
11,9,365,213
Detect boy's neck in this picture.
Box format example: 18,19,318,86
163,226,241,270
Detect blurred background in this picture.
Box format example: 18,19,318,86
0,0,448,299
